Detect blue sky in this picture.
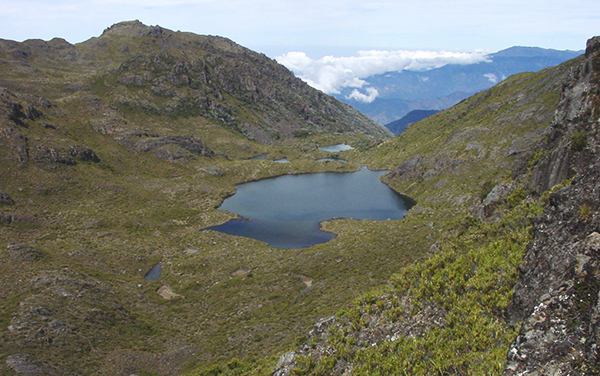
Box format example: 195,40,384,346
0,0,596,57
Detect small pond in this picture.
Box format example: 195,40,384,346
205,167,413,249
250,153,267,160
144,263,163,281
318,143,354,152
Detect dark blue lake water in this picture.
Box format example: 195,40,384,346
206,168,412,249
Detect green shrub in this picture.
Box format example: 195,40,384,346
479,180,496,201
579,202,593,221
571,131,588,151
289,198,543,375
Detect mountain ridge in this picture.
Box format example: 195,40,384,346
0,20,390,147
337,46,583,125
384,109,439,135
1,21,598,376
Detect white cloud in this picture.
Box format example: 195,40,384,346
346,87,379,103
484,73,498,83
276,49,490,96
276,51,369,94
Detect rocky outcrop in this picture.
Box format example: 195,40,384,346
30,144,100,166
116,133,214,161
0,87,100,167
273,294,450,376
6,353,77,376
7,243,46,262
0,189,14,205
503,36,600,375
470,181,519,221
530,36,600,193
387,154,423,180
0,87,52,127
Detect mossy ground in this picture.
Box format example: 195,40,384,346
0,32,580,375
0,117,431,375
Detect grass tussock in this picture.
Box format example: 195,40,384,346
288,198,544,376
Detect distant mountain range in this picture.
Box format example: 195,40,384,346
335,46,583,125
385,109,439,135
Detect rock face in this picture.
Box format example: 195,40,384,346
0,20,390,149
503,36,600,375
530,37,600,193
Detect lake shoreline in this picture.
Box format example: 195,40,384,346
203,166,417,249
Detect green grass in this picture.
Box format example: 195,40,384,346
0,29,582,375
288,198,543,375
0,126,432,375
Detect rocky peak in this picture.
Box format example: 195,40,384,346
586,36,600,57
101,20,157,38
88,22,391,143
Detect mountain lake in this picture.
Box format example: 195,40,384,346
206,167,413,248
318,143,354,152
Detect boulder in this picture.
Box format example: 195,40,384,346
156,285,183,300
68,145,100,163
0,189,14,205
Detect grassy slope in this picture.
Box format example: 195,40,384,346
288,197,546,376
0,118,420,374
258,58,582,375
0,27,417,376
0,29,581,375
354,58,580,222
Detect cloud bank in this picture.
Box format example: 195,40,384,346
276,50,490,103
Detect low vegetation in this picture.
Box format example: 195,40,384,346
287,195,546,375
0,21,588,375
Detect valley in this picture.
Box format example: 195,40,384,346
1,20,599,376
0,21,423,375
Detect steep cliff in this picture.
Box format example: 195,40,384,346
504,35,600,375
